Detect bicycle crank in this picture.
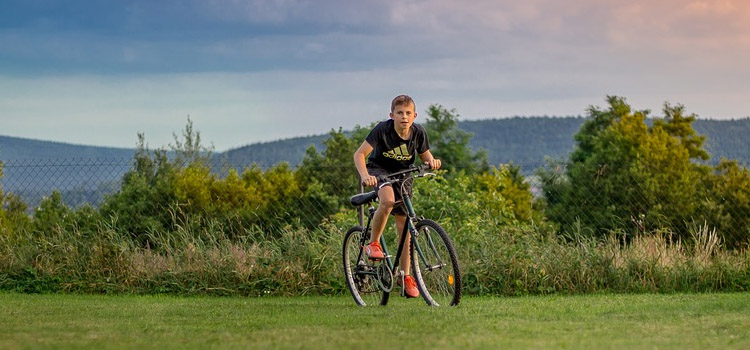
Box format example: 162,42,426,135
376,262,394,293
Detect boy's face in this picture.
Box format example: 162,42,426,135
390,102,417,133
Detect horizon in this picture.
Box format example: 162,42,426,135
3,115,750,153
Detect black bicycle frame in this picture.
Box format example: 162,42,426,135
377,181,442,275
355,165,445,282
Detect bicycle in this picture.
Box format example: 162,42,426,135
342,164,462,306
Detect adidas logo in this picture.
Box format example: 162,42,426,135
383,144,413,161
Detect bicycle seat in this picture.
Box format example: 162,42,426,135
350,191,378,206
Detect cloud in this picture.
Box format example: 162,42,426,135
2,0,749,150
4,0,749,76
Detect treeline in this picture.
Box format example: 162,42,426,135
3,116,749,167
223,116,750,167
3,115,749,206
1,96,749,296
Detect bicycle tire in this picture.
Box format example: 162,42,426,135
342,226,387,306
411,219,462,306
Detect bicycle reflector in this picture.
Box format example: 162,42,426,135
448,275,454,286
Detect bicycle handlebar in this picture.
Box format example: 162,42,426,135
375,164,434,188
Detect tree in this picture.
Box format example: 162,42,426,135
100,118,209,245
297,126,370,202
702,159,750,249
654,103,709,161
475,163,534,223
540,96,713,241
170,116,213,167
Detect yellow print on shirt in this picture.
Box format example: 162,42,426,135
383,144,412,161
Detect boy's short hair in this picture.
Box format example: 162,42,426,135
391,95,416,112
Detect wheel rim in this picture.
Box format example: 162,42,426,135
413,223,460,306
344,229,384,306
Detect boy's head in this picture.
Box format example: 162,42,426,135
389,94,417,132
390,95,416,113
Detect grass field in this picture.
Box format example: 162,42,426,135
1,292,749,349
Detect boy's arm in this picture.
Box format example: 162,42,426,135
419,150,442,170
354,141,377,186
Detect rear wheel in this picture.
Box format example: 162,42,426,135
343,226,387,306
411,219,462,306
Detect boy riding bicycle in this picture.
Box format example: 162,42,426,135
353,94,442,298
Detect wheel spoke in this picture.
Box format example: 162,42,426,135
343,227,386,306
411,220,461,306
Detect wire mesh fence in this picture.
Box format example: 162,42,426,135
1,157,749,247
2,158,132,209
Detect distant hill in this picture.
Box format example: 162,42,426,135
2,117,750,208
0,135,135,208
5,117,749,168
221,117,750,168
221,134,327,168
691,119,750,163
0,135,135,161
464,117,750,166
218,118,585,168
460,117,584,166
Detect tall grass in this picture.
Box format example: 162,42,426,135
2,212,749,296
0,214,344,296
458,220,750,295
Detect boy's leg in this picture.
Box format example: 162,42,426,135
394,215,410,275
395,214,419,298
369,185,396,245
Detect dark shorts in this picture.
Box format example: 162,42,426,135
367,165,413,216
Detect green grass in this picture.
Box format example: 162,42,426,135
1,292,749,349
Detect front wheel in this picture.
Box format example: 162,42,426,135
411,219,462,306
343,226,387,306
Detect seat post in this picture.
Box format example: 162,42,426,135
358,181,364,227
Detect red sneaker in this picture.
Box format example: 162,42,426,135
364,242,384,260
397,275,419,298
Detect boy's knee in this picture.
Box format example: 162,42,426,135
379,199,397,209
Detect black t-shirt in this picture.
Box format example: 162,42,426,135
365,119,430,172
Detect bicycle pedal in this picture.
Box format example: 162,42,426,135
366,254,384,261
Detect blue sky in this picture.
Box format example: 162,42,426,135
2,0,749,151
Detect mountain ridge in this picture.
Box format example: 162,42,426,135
3,117,750,166
3,117,749,208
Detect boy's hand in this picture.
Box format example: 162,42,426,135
361,174,377,187
426,159,442,170
424,158,442,170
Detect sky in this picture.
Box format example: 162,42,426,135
1,0,749,151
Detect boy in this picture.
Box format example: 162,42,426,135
353,94,441,298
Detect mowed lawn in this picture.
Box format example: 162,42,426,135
1,292,749,349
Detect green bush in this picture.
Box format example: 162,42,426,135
541,96,750,248
701,159,750,249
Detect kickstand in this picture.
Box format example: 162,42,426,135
398,270,406,297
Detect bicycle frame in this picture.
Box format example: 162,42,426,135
389,188,447,274
357,169,445,285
